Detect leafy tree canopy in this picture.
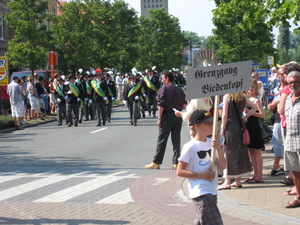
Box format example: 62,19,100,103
5,0,53,72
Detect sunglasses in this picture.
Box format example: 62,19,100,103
288,81,300,85
197,149,212,159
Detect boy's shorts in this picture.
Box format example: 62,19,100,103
192,194,223,225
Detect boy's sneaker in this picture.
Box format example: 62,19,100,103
268,168,285,176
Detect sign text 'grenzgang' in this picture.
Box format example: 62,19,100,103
194,67,244,95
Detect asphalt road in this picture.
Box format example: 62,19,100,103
0,106,191,173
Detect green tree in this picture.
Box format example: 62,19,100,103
212,0,275,63
277,24,290,64
84,0,139,73
51,0,94,73
267,0,300,30
288,33,300,62
182,31,207,46
111,1,139,74
4,0,53,73
136,8,185,71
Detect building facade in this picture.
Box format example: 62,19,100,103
140,0,168,18
0,0,58,72
0,1,13,57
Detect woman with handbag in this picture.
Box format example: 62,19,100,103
218,92,257,190
244,79,266,183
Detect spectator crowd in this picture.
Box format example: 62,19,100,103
3,61,300,222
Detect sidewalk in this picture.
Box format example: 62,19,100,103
131,143,300,225
184,142,300,225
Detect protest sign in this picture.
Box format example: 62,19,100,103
186,60,252,100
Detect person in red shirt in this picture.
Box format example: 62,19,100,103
1,85,10,115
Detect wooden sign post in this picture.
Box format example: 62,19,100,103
186,61,252,170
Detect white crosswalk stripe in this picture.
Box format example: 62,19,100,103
95,188,134,204
0,176,70,201
0,171,139,204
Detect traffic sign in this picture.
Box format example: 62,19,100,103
256,69,269,88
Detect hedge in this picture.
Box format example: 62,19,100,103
0,115,15,130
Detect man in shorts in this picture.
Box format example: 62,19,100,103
7,76,24,130
284,71,300,208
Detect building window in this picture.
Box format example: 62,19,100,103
152,0,154,2
0,17,4,40
156,4,158,7
144,4,146,8
144,0,146,2
148,4,150,8
152,4,154,8
52,7,56,15
160,4,162,7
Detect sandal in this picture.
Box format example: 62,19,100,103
283,186,297,196
231,183,243,188
244,177,255,183
285,198,300,208
247,178,264,183
281,176,294,186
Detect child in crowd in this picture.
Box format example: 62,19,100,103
177,109,226,225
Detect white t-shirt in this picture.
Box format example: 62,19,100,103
178,138,218,199
257,80,264,96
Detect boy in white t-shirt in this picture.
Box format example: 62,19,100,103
177,109,226,225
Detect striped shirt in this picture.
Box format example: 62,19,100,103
284,94,300,152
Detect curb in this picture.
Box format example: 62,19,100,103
0,118,57,134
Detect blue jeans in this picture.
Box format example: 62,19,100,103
272,122,284,158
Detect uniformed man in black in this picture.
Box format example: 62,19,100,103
104,73,116,122
54,78,67,126
123,74,142,126
82,73,93,121
64,75,81,127
173,69,184,88
91,73,108,126
75,72,86,123
145,68,160,117
137,73,147,118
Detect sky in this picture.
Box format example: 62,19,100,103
124,0,216,37
124,0,298,44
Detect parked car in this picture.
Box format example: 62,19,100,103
10,70,51,83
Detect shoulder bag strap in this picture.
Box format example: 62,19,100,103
232,101,246,132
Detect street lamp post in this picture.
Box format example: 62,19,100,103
189,40,192,66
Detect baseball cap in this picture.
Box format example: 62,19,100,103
189,110,215,126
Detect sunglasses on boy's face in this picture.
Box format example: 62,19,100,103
197,149,212,159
